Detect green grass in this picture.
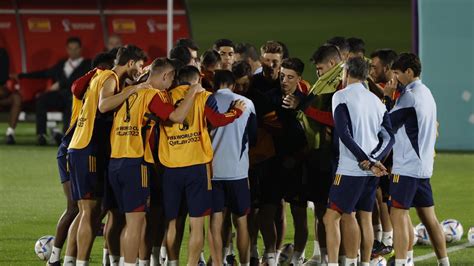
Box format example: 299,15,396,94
1,123,473,264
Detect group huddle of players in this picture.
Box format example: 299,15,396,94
46,36,450,266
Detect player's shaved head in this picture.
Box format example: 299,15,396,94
149,58,176,75
177,65,201,85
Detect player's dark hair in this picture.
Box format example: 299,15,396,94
345,57,369,80
177,65,201,85
108,47,120,59
347,37,365,54
260,41,283,56
201,49,221,69
175,38,199,51
310,45,342,64
66,36,82,47
326,36,349,52
91,52,115,69
392,53,422,77
116,45,148,66
281,58,304,76
214,70,235,90
232,61,252,79
169,45,192,66
370,49,398,68
213,39,235,50
235,43,260,61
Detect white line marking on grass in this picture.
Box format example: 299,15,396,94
414,242,472,262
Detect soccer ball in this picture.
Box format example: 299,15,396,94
441,219,463,243
415,223,431,245
468,227,474,245
34,235,55,261
278,243,294,265
370,256,387,266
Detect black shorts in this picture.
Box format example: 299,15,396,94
258,157,307,207
305,150,332,204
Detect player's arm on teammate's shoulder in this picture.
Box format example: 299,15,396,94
98,76,135,113
168,83,204,123
204,94,246,127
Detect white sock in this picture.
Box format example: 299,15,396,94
374,224,383,242
76,260,89,266
407,250,414,261
103,248,109,265
382,230,393,246
6,127,15,136
124,263,136,266
223,247,230,257
313,240,321,256
168,260,179,266
150,246,159,265
250,244,259,258
395,258,407,266
276,250,282,262
138,259,150,266
63,256,76,266
160,245,167,259
344,257,357,266
119,256,124,266
290,251,303,264
438,257,450,266
109,255,120,265
49,246,61,263
328,263,339,266
265,252,277,266
200,250,205,261
361,262,369,266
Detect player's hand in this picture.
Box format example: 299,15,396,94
189,83,205,94
233,99,247,113
384,78,397,97
359,160,371,170
369,161,388,177
282,94,300,109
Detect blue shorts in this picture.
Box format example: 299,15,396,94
57,141,70,184
212,178,251,217
102,165,118,211
389,175,434,209
328,174,378,214
68,143,106,201
108,158,151,213
162,163,212,220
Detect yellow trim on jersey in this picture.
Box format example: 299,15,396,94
141,165,148,188
393,174,400,183
334,174,342,186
